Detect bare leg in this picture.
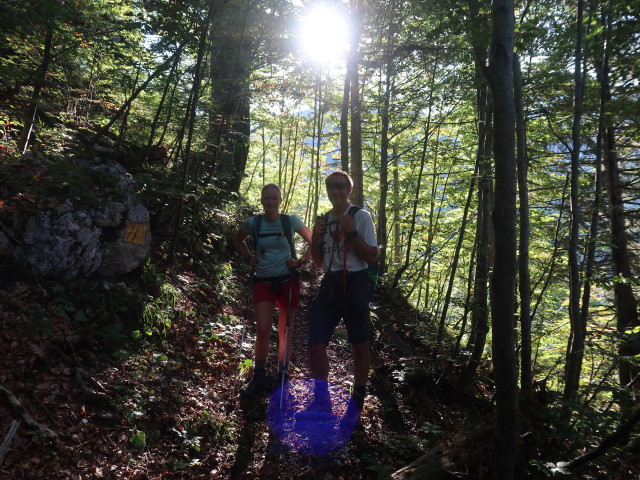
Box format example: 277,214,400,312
254,301,275,361
309,342,330,381
352,341,370,386
277,307,295,363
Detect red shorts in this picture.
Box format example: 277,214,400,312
253,277,301,309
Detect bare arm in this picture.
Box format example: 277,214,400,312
339,214,378,265
233,229,257,267
286,225,315,269
310,218,327,267
298,225,314,263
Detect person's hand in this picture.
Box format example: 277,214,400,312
338,214,356,236
285,258,298,269
247,255,258,267
312,217,327,239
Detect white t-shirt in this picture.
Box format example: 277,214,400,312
321,204,377,272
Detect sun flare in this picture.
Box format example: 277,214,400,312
298,4,349,66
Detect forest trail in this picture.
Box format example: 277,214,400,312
0,263,448,479
224,267,382,479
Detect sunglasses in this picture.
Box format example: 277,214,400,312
325,182,349,191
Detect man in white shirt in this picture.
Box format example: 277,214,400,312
309,170,378,413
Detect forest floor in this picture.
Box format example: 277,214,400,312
0,257,475,480
1,254,631,479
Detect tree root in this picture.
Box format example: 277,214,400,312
0,384,57,439
74,367,113,409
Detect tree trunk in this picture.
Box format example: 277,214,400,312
458,101,492,387
514,52,532,392
436,144,477,347
387,52,439,297
377,9,395,276
147,52,181,151
169,5,212,260
457,35,492,387
392,147,402,264
488,0,519,477
340,74,350,173
577,0,608,406
348,0,364,206
563,0,587,404
94,44,185,145
207,0,252,196
597,0,640,406
18,17,54,153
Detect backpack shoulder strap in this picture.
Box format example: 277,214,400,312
279,214,296,260
347,205,361,217
252,214,263,248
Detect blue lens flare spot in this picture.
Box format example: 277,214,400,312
267,379,359,455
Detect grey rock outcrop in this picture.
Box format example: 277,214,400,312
1,157,150,279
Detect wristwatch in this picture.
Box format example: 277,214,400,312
348,230,359,240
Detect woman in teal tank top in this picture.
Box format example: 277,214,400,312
233,184,312,396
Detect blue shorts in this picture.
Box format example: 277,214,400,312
308,269,370,345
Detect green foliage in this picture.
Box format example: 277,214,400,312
1,0,639,476
139,260,182,337
365,434,428,478
173,425,202,452
27,305,53,336
129,430,146,450
0,156,123,213
392,356,436,386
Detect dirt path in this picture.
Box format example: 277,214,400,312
225,268,377,479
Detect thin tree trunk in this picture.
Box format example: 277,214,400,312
387,52,439,296
436,146,478,347
94,44,185,144
340,74,350,173
457,108,491,387
313,78,326,222
577,0,608,404
348,0,363,206
18,17,54,153
563,0,587,404
392,148,401,264
169,7,212,261
377,9,395,276
283,116,300,212
117,68,141,151
147,52,181,151
457,40,493,387
514,52,532,392
488,0,519,476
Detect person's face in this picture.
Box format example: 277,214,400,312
325,174,352,205
261,187,282,214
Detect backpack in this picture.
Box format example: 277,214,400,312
321,205,379,291
252,214,296,260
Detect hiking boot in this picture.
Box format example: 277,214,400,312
241,370,267,397
338,402,361,436
306,383,332,414
350,389,365,412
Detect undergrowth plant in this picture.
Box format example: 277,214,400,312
137,259,182,338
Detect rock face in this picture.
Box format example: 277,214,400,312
2,158,151,279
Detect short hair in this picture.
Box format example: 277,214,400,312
325,170,353,189
261,183,282,197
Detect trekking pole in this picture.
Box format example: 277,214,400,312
280,267,296,409
231,266,255,404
